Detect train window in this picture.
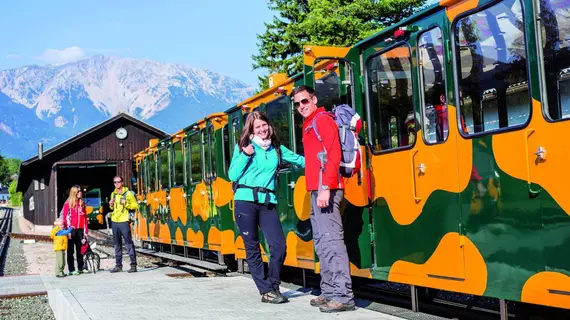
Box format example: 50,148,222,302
366,44,415,152
141,159,147,193
172,141,184,187
265,95,291,149
419,28,448,144
190,133,202,184
293,100,304,156
222,125,231,175
315,70,341,111
208,126,217,180
159,147,169,189
231,117,240,158
454,0,530,134
539,0,570,120
149,153,157,192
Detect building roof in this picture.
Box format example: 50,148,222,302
20,113,168,167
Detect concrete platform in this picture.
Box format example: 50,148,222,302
1,266,409,320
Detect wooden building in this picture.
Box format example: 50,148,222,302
17,113,167,226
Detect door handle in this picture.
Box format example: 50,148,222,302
410,149,421,202
286,174,294,208
524,128,541,198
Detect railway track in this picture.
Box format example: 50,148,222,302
0,207,14,276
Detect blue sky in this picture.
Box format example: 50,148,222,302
0,1,275,86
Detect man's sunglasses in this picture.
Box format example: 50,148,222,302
114,180,123,184
293,95,313,108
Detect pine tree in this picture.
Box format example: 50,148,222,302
252,0,427,90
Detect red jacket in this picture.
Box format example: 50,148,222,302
62,200,88,236
302,107,344,191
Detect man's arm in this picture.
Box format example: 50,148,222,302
125,191,139,210
315,115,341,189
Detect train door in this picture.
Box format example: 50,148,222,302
262,94,310,267
169,134,186,244
227,110,244,258
363,13,467,287
534,0,570,291
186,130,206,249
203,123,220,251
303,46,372,273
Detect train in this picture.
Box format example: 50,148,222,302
130,0,570,314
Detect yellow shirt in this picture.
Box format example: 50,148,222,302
50,226,69,252
110,187,138,222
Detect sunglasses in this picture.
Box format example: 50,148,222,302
113,180,123,184
293,95,314,109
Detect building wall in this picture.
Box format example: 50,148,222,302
21,119,164,225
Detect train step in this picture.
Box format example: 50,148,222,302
135,248,228,272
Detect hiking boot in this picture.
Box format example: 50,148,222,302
109,266,122,273
319,300,356,313
310,295,328,307
261,290,289,304
127,265,137,273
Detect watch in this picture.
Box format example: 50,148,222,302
321,185,329,190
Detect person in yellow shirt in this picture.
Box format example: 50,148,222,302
108,176,139,273
50,219,73,278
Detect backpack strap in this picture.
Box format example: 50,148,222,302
308,112,333,143
232,153,253,193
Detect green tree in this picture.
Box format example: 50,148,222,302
252,0,427,90
8,180,22,207
0,154,21,185
0,155,9,186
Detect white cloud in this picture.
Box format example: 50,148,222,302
5,54,21,59
85,48,131,54
35,46,86,65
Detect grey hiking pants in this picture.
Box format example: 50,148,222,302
310,189,354,304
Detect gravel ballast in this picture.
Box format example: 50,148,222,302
1,237,55,320
0,295,54,320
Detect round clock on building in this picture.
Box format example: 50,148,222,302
116,127,128,140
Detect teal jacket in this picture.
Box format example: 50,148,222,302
229,143,305,205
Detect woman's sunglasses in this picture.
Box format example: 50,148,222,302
293,95,313,108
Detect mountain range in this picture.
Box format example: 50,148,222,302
0,55,254,159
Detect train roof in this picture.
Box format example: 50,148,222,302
354,3,441,48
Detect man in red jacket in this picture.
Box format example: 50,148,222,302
291,85,354,313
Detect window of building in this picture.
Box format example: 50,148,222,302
539,0,570,120
40,178,45,190
172,141,184,187
190,133,202,183
366,44,415,152
265,96,291,149
34,179,39,191
419,27,448,144
454,0,530,134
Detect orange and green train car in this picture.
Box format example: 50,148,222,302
132,0,570,313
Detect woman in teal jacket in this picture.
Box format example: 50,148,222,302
229,111,304,304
